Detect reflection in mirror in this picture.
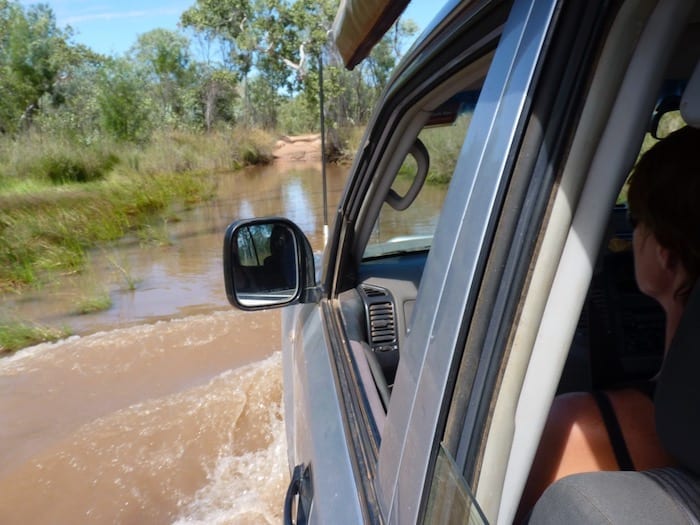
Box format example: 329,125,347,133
231,223,299,307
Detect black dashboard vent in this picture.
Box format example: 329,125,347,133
363,286,387,298
360,285,398,353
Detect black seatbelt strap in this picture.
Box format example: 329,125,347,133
592,390,635,471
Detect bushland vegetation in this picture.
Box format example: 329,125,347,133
0,0,421,350
0,0,418,284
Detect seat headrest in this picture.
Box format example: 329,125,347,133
681,59,700,127
655,282,700,474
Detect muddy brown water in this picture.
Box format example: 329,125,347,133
0,160,447,523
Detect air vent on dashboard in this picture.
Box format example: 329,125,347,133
360,285,398,353
363,286,387,298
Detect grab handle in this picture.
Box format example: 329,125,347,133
284,464,309,525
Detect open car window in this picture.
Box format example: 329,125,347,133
362,98,477,261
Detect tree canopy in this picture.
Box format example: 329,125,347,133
0,0,417,141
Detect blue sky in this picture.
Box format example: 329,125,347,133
18,0,444,58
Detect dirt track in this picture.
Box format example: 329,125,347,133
273,133,322,161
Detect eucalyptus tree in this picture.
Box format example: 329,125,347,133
181,0,337,128
129,29,197,128
180,0,417,135
0,0,74,133
96,58,153,142
195,67,240,131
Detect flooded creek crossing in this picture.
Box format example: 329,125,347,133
0,160,347,524
0,154,448,523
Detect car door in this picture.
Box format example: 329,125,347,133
285,0,562,522
375,0,567,521
381,0,697,524
280,2,514,521
225,0,698,523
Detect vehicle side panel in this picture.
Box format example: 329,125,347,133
284,303,365,523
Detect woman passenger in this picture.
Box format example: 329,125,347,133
517,125,700,522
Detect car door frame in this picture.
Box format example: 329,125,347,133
375,0,695,524
286,2,519,523
373,0,563,521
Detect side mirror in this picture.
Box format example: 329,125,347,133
223,217,317,310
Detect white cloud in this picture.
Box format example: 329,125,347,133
61,7,184,25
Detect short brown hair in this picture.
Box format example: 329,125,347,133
627,126,700,301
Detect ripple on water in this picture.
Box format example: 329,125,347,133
0,350,288,524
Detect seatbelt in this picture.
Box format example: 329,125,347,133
592,390,635,471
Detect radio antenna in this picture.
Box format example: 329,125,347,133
319,43,329,247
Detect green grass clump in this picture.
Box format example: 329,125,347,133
0,320,71,355
74,291,112,315
0,128,277,292
0,134,120,187
42,152,119,184
130,129,275,174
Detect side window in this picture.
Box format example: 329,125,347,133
425,445,488,524
363,111,473,260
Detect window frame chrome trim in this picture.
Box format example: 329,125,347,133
376,0,560,522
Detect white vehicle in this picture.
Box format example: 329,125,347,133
224,0,700,522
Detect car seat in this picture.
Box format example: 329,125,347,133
528,282,700,524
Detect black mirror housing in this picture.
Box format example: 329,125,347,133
223,217,317,310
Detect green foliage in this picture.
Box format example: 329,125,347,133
129,29,197,128
279,94,320,135
74,290,112,315
193,68,239,131
0,319,70,354
247,75,283,129
97,58,154,141
181,0,252,73
0,0,418,138
0,1,77,134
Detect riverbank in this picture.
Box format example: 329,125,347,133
273,133,323,161
0,129,276,290
0,157,350,354
0,128,280,352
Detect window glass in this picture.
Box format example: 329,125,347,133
618,112,687,205
362,107,475,260
424,445,488,525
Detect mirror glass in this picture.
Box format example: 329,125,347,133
231,222,299,307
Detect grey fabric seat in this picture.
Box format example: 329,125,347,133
528,470,700,524
529,282,700,525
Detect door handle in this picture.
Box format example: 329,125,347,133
284,463,311,525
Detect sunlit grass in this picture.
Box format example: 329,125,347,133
0,128,276,291
74,290,112,315
0,320,71,355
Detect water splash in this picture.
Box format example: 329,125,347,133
0,329,287,524
174,355,288,524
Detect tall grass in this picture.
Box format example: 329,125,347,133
0,320,71,354
340,116,470,184
74,290,112,315
0,128,276,291
420,115,471,184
